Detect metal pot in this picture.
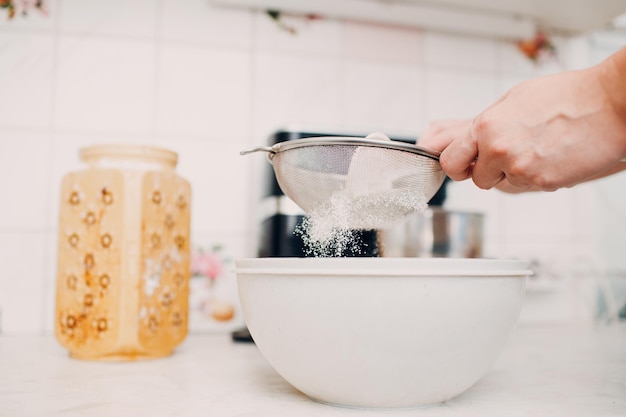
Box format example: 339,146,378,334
378,208,484,258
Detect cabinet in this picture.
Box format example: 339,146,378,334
213,0,626,39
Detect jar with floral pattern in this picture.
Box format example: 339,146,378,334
55,144,191,361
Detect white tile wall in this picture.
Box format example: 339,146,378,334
161,0,252,48
497,40,541,76
155,137,252,235
0,132,51,231
423,32,498,72
425,69,498,121
0,1,623,334
252,52,342,139
0,32,54,128
156,44,251,138
502,190,575,240
342,61,425,133
42,232,58,335
343,21,422,64
594,174,626,271
0,232,46,334
59,0,158,38
54,36,156,133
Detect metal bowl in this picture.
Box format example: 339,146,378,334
378,208,484,258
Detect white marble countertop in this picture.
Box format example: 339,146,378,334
1,324,625,417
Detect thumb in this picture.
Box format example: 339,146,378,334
439,128,478,181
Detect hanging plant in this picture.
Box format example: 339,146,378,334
266,9,322,35
517,31,557,63
1,0,47,20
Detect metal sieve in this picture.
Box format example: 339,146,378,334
241,135,446,230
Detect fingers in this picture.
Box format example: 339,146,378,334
495,178,537,193
418,120,470,152
421,118,520,190
471,154,507,189
438,128,478,181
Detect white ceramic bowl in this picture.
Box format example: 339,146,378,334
235,257,530,409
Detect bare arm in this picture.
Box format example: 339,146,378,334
419,47,626,193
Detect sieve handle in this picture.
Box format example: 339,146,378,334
240,146,275,156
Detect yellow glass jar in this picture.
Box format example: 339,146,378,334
55,144,191,361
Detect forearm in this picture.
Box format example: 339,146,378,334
496,161,626,194
585,161,626,181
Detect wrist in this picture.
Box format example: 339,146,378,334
597,47,626,123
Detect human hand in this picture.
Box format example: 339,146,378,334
419,53,626,192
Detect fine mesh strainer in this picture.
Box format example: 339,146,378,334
241,134,446,229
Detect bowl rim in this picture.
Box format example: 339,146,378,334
235,257,533,277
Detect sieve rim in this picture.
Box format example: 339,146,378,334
267,137,441,162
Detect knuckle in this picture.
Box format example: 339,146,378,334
531,173,559,191
506,168,560,192
505,176,529,190
471,114,494,137
472,178,492,190
487,140,510,159
507,159,527,178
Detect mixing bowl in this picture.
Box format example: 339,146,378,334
235,257,530,409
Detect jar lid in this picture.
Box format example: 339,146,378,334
80,144,178,167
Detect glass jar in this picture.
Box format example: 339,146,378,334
55,144,191,361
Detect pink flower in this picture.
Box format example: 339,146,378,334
191,251,223,280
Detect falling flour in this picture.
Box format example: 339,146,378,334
296,189,428,257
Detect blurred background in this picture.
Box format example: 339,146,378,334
1,0,626,335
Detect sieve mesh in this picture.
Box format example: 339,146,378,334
265,139,446,229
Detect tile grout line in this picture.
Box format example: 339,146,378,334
244,9,259,256
151,0,163,145
337,19,347,128
417,28,427,135
38,0,64,336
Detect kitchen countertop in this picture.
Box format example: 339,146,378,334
1,324,625,417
